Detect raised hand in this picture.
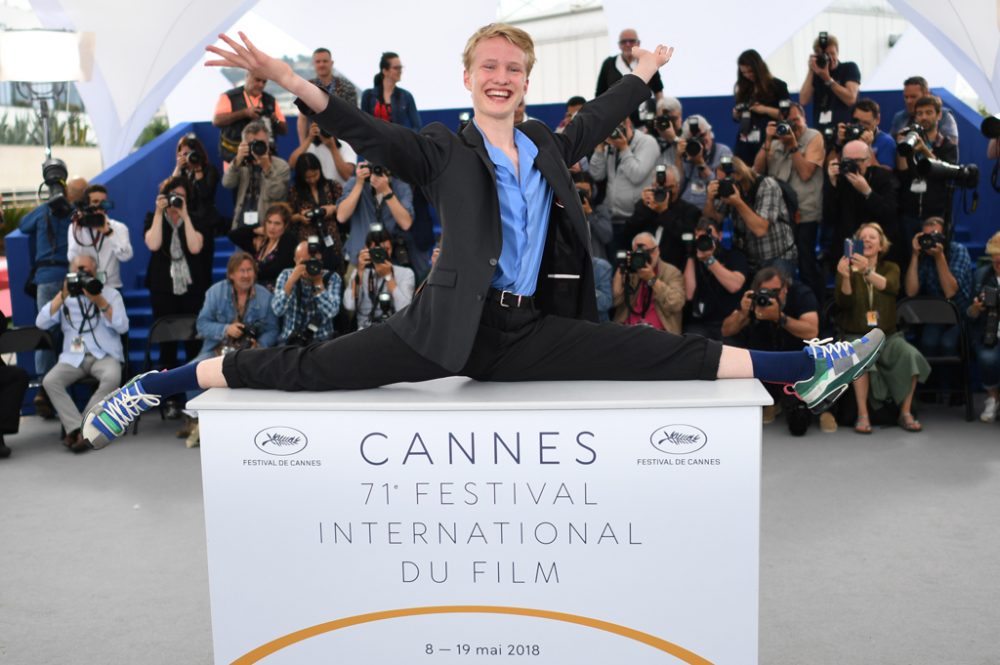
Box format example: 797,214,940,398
206,32,292,88
631,44,674,84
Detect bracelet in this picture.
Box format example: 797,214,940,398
383,191,395,201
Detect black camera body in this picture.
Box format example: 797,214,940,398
982,286,999,348
897,124,926,158
627,248,649,273
609,125,625,141
717,177,736,199
695,234,715,253
653,165,668,203
42,158,73,218
774,122,792,137
369,246,389,264
74,205,105,228
371,165,385,178
168,194,185,209
288,315,323,346
654,115,671,132
844,123,864,141
815,31,830,69
840,158,861,176
753,288,778,308
304,258,323,276
685,137,705,158
918,232,947,252
186,150,203,166
66,271,103,297
914,156,980,189
305,207,324,221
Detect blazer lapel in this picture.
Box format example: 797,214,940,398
530,138,591,245
460,122,496,181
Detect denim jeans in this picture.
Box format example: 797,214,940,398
975,341,1000,390
35,280,64,376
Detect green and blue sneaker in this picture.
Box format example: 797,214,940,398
82,372,161,450
791,330,886,412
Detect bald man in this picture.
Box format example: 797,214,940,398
824,140,899,263
596,28,664,126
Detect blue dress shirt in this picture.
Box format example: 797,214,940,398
476,120,554,295
18,202,73,284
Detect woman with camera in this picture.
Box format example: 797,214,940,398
172,133,225,237
288,152,345,274
835,222,930,433
731,49,790,164
228,203,297,292
144,177,211,374
360,52,421,130
967,231,1000,422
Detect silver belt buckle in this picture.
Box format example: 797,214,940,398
499,290,521,308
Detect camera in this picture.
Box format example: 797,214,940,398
778,99,791,119
918,232,946,252
248,139,269,158
42,158,73,218
66,270,103,297
717,177,736,199
368,246,389,264
371,165,385,177
981,286,999,347
695,234,715,253
914,156,980,189
369,291,395,325
304,258,323,276
609,125,625,141
168,194,185,209
685,137,705,158
653,115,672,132
626,248,649,273
840,158,861,176
458,111,472,133
774,121,792,137
822,126,837,150
311,127,332,146
734,104,752,136
305,207,324,221
653,165,668,203
896,124,926,158
73,205,105,229
815,31,830,69
307,234,321,254
981,114,1000,139
186,150,203,166
844,123,864,141
288,315,324,346
720,155,734,175
752,288,777,308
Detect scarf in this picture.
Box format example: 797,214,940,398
167,216,193,296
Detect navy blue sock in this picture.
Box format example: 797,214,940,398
748,349,815,384
138,362,201,397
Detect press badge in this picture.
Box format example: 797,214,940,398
910,178,927,193
690,181,706,195
819,110,833,125
322,233,334,247
746,128,761,143
70,336,85,354
866,310,879,327
243,211,259,226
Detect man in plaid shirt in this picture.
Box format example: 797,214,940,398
271,241,342,345
702,156,797,275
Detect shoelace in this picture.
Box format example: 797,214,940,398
101,388,161,431
803,337,855,361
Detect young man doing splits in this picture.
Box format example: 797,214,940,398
81,25,884,449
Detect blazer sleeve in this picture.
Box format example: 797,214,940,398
296,92,450,188
550,75,653,168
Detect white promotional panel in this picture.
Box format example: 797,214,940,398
192,379,770,665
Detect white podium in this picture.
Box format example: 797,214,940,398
191,377,771,665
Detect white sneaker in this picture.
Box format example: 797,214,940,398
981,396,998,423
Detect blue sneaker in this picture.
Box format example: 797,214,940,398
82,372,161,450
791,330,886,412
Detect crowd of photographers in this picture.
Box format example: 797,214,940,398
4,33,1000,459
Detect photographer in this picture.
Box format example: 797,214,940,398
213,74,287,164
722,266,822,434
337,162,415,268
895,96,959,242
0,310,30,459
889,76,959,149
572,170,613,262
824,140,899,263
344,228,416,329
288,152,345,274
144,177,211,373
837,98,896,168
271,240,342,345
590,116,659,253
904,216,973,356
228,203,298,292
798,32,860,133
703,156,796,274
835,223,929,433
36,254,129,451
66,184,133,290
612,232,684,333
676,115,733,210
222,121,291,230
172,133,225,235
650,96,683,168
732,49,790,164
295,48,359,181
622,165,700,271
753,101,824,300
684,218,749,340
195,251,278,358
966,232,1000,422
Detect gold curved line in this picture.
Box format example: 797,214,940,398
231,605,715,664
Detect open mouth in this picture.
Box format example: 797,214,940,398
485,89,512,101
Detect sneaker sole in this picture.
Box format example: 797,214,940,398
805,333,886,411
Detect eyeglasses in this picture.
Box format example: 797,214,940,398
619,39,638,45
390,65,404,71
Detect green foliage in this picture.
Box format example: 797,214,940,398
1,206,34,238
0,111,93,146
133,116,170,149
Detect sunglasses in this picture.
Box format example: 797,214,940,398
619,39,638,45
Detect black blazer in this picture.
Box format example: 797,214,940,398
299,75,651,371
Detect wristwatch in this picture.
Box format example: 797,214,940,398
383,191,395,201
703,256,717,266
864,266,874,276
384,272,394,282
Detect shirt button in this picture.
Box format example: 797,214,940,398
489,258,498,266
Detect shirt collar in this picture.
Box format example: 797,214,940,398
473,118,539,172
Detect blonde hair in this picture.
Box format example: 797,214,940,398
986,231,1000,256
462,23,536,76
856,222,891,257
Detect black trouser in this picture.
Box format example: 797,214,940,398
223,301,723,391
0,364,29,434
149,289,205,370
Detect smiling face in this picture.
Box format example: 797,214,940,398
464,36,529,123
857,225,883,258
229,259,256,291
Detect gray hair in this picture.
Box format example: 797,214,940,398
681,114,712,139
651,163,680,186
656,96,682,116
632,231,657,248
242,120,270,142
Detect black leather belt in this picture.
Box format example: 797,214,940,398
487,288,535,309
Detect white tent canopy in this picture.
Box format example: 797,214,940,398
24,0,1000,166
